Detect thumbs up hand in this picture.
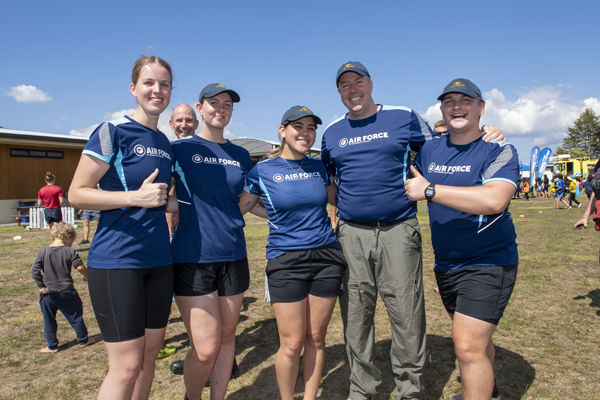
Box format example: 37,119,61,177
132,168,168,208
405,165,429,201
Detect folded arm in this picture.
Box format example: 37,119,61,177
405,166,515,215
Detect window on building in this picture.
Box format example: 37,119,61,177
10,148,64,159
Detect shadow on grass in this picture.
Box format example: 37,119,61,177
228,332,535,400
427,334,535,400
165,332,190,351
56,333,103,351
574,289,600,316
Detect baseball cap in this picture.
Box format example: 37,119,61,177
199,83,240,103
438,79,482,101
281,106,322,125
336,61,370,86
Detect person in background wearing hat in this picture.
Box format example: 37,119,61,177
169,84,253,400
406,78,519,400
239,106,347,400
321,62,505,400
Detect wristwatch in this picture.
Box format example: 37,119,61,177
424,184,436,202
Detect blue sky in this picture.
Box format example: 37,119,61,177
1,0,598,160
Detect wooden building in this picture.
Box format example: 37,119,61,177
0,131,320,224
0,128,88,224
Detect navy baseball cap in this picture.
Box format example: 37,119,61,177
336,61,370,86
281,106,322,125
437,79,482,101
199,83,240,103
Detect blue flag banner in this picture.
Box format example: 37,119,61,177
530,146,540,183
538,147,552,177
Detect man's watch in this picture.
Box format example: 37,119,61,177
424,183,436,202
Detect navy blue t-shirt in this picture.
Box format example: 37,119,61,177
414,135,519,271
321,105,434,223
171,135,253,263
82,116,174,269
244,156,339,259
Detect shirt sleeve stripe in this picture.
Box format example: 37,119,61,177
98,122,114,157
82,149,112,164
483,145,514,181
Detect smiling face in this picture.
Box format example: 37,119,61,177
196,92,233,130
337,71,377,120
279,116,317,160
170,104,199,138
130,63,172,118
440,93,485,134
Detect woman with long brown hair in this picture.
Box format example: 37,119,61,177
239,106,346,400
69,55,175,400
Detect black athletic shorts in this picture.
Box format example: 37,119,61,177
435,264,518,325
87,265,174,342
265,245,346,303
44,208,63,224
174,257,250,297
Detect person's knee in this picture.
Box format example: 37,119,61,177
306,330,327,351
190,337,221,363
280,337,305,359
453,336,489,365
144,338,165,358
220,319,239,344
110,356,144,382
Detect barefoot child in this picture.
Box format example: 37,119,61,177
31,221,95,353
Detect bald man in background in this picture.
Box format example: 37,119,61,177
167,104,200,238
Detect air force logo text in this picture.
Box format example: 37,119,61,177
429,163,471,174
195,156,241,168
134,144,171,160
273,172,321,182
339,132,388,148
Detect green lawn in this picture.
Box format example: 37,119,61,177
0,196,598,399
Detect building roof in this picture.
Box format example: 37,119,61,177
0,127,89,149
231,137,321,158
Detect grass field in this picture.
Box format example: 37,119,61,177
1,196,599,399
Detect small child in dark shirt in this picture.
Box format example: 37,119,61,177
31,221,95,353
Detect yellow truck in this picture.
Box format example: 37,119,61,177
553,157,598,178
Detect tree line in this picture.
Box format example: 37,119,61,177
555,108,600,158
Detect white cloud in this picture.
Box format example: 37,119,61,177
69,124,99,137
69,107,240,142
70,108,176,141
104,108,136,121
421,86,600,152
7,85,53,103
224,129,237,139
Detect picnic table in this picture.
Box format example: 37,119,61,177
10,206,34,227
